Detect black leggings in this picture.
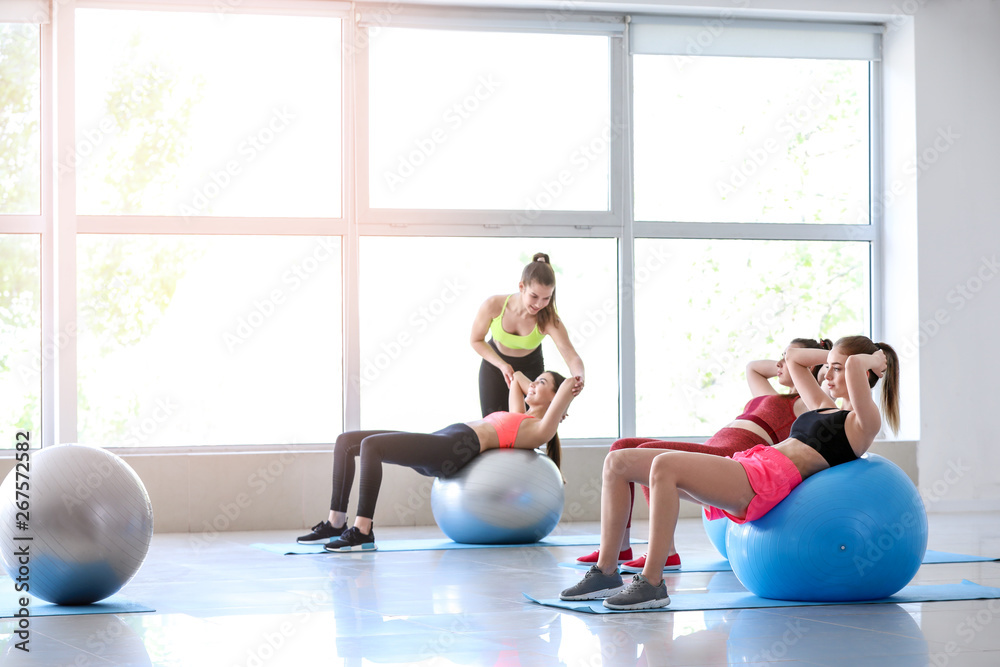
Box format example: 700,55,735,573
330,424,481,520
478,339,545,417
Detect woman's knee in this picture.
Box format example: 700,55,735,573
649,453,679,486
604,449,640,481
602,449,619,472
358,435,384,458
334,432,355,455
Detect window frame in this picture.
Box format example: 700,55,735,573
0,18,50,445
8,0,883,452
627,24,882,436
354,6,628,232
50,0,352,450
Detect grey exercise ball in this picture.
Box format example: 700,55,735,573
0,443,154,605
431,449,564,544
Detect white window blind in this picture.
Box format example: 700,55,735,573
356,5,626,35
0,0,49,23
630,16,881,61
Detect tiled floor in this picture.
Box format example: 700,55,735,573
2,512,999,666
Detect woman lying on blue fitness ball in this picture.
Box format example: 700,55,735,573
577,336,833,572
298,369,579,552
560,335,899,610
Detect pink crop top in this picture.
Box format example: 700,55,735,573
735,394,799,444
482,412,536,448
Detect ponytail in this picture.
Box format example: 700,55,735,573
520,253,560,332
546,433,562,470
876,342,900,435
543,370,566,469
833,335,901,435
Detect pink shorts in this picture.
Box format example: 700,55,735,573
705,444,803,524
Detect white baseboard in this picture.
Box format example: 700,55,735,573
925,498,1000,513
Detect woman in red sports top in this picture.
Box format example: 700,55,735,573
298,370,579,552
577,337,832,572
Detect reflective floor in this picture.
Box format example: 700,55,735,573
2,513,999,666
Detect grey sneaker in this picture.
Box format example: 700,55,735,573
559,565,625,601
603,573,671,610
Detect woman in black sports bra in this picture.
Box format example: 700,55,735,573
559,335,900,610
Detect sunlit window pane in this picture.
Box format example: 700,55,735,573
75,10,342,217
0,235,41,445
634,56,870,224
0,24,41,215
77,236,342,446
369,29,610,211
359,237,617,438
635,238,870,436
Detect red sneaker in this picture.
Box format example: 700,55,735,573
576,548,633,564
621,552,681,573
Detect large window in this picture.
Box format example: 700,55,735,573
0,235,41,436
634,239,870,435
0,23,40,215
65,6,346,449
8,6,884,450
633,56,870,224
367,27,611,212
76,236,343,446
359,237,618,438
629,20,877,438
1,22,42,446
75,10,342,218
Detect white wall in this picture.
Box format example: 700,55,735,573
910,1,1000,511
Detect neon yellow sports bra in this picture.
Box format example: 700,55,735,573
490,296,546,350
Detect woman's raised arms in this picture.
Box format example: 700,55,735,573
785,346,835,411
521,375,578,448
508,371,532,414
842,350,887,452
745,359,781,397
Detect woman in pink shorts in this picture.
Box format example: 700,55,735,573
561,335,901,610
578,337,831,572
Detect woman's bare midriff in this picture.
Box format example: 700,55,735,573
772,440,832,480
466,420,498,452
724,419,774,446
494,340,536,357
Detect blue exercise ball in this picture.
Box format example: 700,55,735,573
702,507,731,559
0,444,154,605
726,454,927,602
431,450,564,544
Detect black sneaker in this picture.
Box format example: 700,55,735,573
296,520,345,545
324,527,377,552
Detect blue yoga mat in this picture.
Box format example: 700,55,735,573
254,533,633,555
524,579,1000,614
0,593,154,618
559,550,998,574
922,550,999,564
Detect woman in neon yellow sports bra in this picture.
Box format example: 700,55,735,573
471,252,586,417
